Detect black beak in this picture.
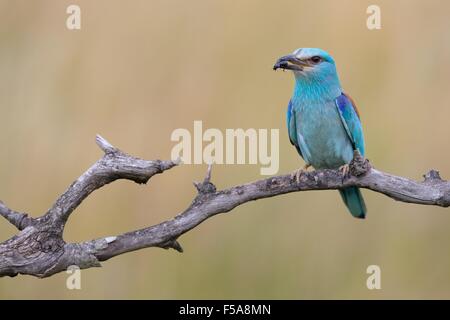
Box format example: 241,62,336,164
273,54,307,71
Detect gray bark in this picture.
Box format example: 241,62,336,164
0,135,448,278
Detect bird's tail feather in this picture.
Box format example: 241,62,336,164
339,187,366,219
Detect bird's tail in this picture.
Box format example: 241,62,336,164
339,187,367,219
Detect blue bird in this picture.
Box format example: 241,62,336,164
274,48,367,218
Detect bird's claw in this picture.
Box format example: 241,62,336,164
339,164,350,179
291,164,312,184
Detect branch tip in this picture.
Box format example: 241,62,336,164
173,157,183,165
0,201,34,230
95,135,118,154
159,159,180,171
205,164,213,183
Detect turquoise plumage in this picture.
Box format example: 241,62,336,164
275,48,367,219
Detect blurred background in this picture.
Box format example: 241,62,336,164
0,0,450,299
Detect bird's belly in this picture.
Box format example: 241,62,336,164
299,107,354,169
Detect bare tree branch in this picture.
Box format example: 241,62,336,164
40,135,178,231
0,136,448,278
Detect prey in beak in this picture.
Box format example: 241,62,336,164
273,54,308,71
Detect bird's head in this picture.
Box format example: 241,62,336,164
274,48,338,83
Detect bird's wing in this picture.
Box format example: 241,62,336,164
334,92,365,156
287,100,312,163
287,100,303,157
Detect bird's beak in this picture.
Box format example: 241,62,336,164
273,54,308,71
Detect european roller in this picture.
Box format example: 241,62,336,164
274,48,367,219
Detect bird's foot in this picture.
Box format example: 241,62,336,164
291,164,312,184
339,163,350,179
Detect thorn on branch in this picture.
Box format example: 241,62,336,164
194,164,216,194
350,150,371,177
424,170,443,183
161,240,184,253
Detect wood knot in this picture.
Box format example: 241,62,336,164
15,230,65,259
235,186,245,195
264,178,280,189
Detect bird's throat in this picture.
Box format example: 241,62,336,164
293,73,342,104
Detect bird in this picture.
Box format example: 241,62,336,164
273,48,367,219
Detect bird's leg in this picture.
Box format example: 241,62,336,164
291,164,312,184
339,163,350,178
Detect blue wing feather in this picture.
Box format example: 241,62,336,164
334,93,365,156
287,100,302,158
335,93,367,219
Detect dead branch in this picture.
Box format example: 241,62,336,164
0,136,448,278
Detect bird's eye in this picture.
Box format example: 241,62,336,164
310,56,322,64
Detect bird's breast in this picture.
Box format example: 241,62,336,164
296,100,353,169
